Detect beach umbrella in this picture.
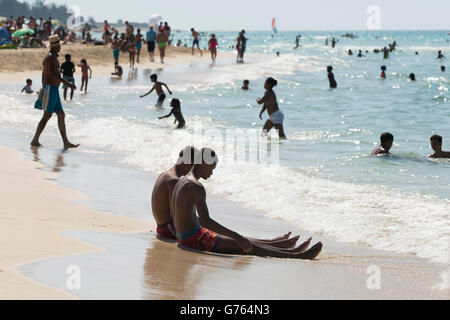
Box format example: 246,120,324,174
12,28,35,37
0,17,8,24
149,14,162,28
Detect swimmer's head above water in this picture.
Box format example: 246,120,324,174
380,132,394,151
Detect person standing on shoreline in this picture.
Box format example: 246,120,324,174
236,30,247,63
31,35,79,150
191,28,203,56
135,29,143,63
156,29,168,64
208,34,218,63
146,26,156,62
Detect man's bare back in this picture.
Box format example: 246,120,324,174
171,172,203,234
152,168,180,226
43,52,62,87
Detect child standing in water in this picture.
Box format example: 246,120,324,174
158,98,186,129
257,77,286,139
380,65,387,79
78,59,92,93
327,66,337,89
140,74,172,107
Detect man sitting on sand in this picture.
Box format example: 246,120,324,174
171,148,322,259
154,147,310,251
429,135,450,159
372,132,394,155
31,35,79,150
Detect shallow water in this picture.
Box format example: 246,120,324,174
1,30,449,265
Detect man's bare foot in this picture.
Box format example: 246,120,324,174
267,235,299,249
297,242,322,260
30,141,43,148
270,232,292,242
64,143,80,150
293,237,312,253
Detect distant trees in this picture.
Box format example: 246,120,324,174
0,0,70,22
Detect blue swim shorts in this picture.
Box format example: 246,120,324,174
34,85,63,113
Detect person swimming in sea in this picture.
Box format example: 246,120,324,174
158,98,186,129
441,66,446,72
429,135,450,159
327,66,337,89
242,80,250,90
380,65,387,79
372,132,394,155
140,73,172,107
348,49,353,56
437,50,445,60
409,73,416,81
257,77,287,139
357,50,364,57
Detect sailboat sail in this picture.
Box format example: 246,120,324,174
272,18,277,34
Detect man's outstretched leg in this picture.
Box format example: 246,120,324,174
212,236,322,260
56,110,79,149
31,111,52,147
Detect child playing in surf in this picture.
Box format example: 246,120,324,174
78,59,92,94
242,80,250,90
21,79,33,94
140,74,172,107
429,135,450,159
158,98,186,129
380,66,387,79
372,132,394,155
327,66,337,89
111,62,123,77
208,34,218,63
257,77,287,139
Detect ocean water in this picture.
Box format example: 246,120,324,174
1,30,449,265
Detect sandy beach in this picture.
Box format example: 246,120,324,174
0,144,154,299
0,30,449,301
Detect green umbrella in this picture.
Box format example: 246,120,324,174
12,28,35,37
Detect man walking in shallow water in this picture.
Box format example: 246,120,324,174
31,35,79,150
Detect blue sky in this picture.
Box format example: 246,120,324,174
24,0,450,30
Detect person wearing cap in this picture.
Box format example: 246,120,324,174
31,35,79,150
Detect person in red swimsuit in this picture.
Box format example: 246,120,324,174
171,148,323,259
